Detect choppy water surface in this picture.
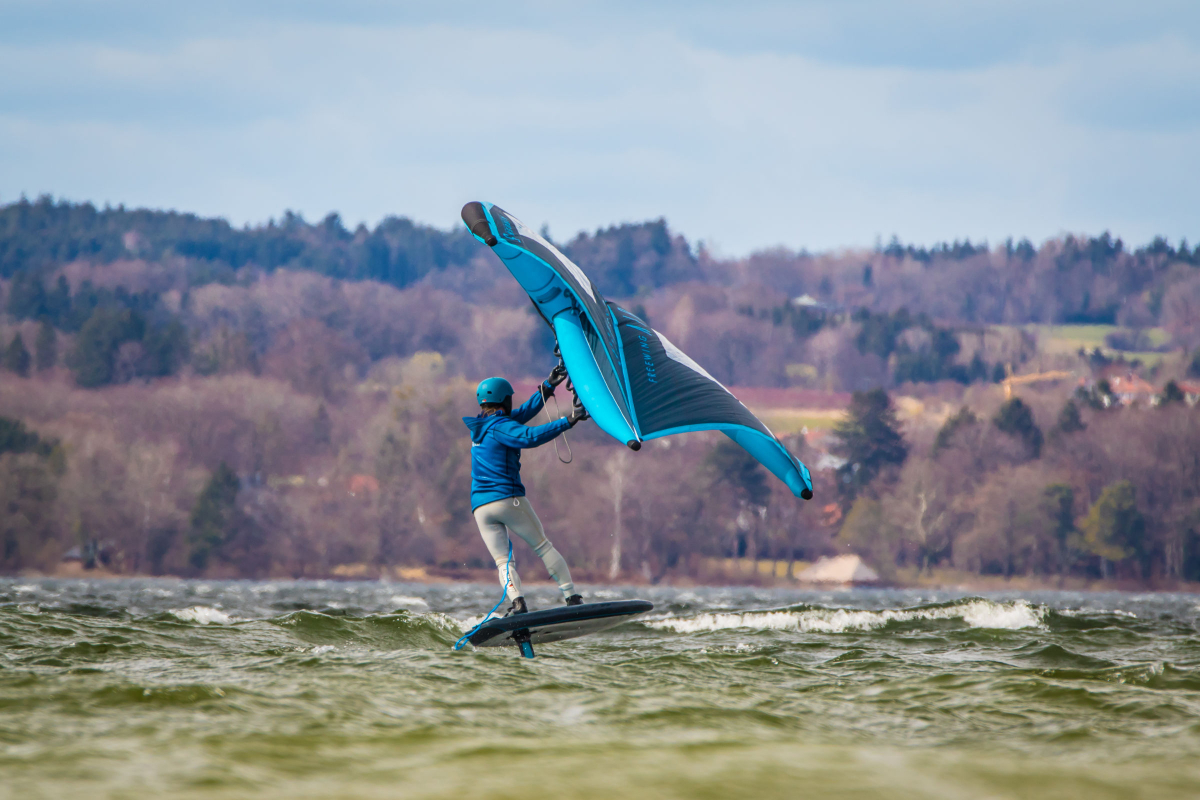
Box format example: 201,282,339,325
3,579,1200,799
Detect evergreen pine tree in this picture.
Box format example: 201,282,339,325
0,416,51,456
967,353,987,383
1053,398,1086,435
993,397,1043,457
44,276,71,326
0,454,59,572
5,272,46,319
67,307,144,388
1042,484,1076,570
140,318,189,377
1080,480,1146,574
1160,380,1185,406
187,462,241,572
3,333,31,377
833,388,908,503
34,322,57,372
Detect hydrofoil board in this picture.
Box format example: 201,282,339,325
466,600,653,649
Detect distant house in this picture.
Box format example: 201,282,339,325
348,474,380,497
1178,381,1200,407
798,429,848,472
796,554,880,585
1105,372,1158,407
814,452,848,472
791,294,843,313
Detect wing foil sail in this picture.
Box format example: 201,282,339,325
461,201,814,499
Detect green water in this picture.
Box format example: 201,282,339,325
3,579,1200,799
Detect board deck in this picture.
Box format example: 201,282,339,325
467,600,653,647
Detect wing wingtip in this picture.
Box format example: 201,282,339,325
461,201,498,246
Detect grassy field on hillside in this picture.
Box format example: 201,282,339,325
754,408,846,434
998,324,1172,367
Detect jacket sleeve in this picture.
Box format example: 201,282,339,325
511,385,551,424
489,416,570,449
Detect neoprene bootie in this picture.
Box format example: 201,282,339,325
565,594,583,606
505,596,528,616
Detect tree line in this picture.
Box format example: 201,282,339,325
2,196,1200,584
0,366,825,580
5,195,1199,333
4,361,1196,584
834,386,1200,582
4,197,1200,397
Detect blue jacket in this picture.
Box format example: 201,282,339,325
463,384,571,511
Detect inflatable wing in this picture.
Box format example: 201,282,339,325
462,202,813,500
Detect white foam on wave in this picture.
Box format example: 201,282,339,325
647,600,1044,634
389,595,429,609
959,601,1044,629
458,614,486,631
170,606,233,625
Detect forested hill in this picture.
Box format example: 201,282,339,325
0,196,697,299
3,196,1199,325
3,196,1200,585
2,195,1200,393
0,198,483,287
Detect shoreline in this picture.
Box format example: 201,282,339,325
11,561,1200,595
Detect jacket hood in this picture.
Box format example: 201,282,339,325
463,414,503,443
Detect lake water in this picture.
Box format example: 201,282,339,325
2,578,1199,799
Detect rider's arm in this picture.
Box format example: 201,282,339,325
489,415,570,449
510,385,552,424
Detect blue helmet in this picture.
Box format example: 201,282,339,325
476,377,514,405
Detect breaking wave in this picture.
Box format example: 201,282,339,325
646,599,1045,634
169,606,234,625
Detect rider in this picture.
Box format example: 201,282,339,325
462,367,589,615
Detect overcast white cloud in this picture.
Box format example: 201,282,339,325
1,1,1197,253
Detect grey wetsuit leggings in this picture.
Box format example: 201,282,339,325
472,496,575,601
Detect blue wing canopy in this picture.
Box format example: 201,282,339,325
461,201,814,500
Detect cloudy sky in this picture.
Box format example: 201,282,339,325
2,1,1198,253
